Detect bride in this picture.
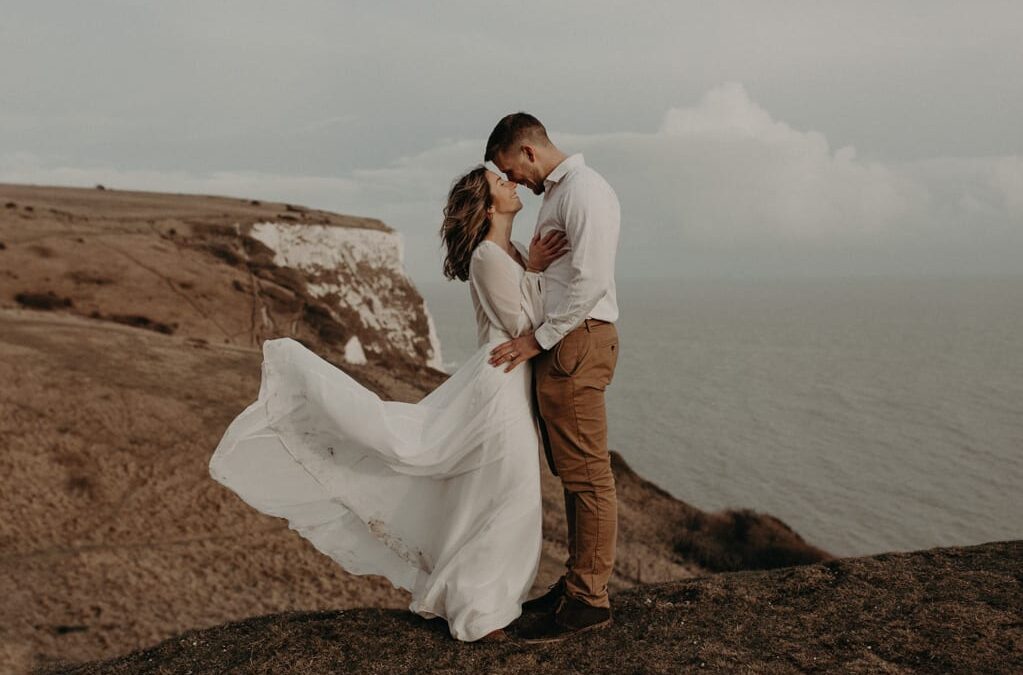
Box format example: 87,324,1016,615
208,162,568,642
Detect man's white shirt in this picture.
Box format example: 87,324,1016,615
531,153,620,351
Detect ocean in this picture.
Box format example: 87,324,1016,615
417,275,1023,557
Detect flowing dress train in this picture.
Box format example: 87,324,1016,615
208,238,546,641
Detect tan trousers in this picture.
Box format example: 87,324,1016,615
532,318,619,609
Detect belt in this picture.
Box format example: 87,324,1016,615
582,318,612,331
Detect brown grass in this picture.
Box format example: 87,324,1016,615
66,270,114,285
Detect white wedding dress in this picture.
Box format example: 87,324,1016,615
209,238,546,641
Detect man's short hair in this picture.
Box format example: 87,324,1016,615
485,113,550,162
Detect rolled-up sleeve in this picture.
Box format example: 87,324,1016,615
533,177,619,350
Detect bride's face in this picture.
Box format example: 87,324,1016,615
485,170,522,215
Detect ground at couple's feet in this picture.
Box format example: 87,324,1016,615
48,540,1023,674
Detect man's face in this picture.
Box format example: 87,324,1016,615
495,146,544,195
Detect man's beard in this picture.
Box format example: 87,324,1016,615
532,183,545,196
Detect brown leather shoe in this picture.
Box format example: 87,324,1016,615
519,594,612,644
521,576,566,614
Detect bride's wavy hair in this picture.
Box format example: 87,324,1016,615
440,167,492,281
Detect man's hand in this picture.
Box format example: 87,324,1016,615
489,333,543,372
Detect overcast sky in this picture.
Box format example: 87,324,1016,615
3,1,1021,282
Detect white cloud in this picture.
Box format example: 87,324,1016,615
562,83,927,246
3,83,1020,281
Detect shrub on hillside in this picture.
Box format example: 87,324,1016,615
676,508,832,572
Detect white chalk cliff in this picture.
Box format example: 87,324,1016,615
248,221,443,371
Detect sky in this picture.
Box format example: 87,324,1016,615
2,1,1021,283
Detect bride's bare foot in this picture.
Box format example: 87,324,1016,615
478,627,509,642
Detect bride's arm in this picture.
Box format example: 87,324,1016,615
469,245,544,338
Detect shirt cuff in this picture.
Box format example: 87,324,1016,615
534,323,560,351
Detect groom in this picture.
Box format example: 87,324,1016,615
485,113,621,643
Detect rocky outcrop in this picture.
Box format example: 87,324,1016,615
1,183,829,673
47,540,1023,674
0,182,443,375
246,221,443,370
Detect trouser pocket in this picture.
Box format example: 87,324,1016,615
552,327,591,377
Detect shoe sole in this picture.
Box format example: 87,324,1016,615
518,617,613,645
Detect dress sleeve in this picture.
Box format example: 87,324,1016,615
469,242,545,339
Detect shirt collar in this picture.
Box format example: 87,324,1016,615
543,153,584,190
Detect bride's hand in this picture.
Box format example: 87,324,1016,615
527,230,568,272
